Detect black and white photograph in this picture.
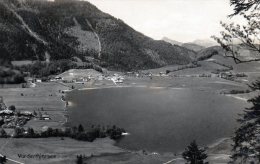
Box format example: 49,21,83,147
0,0,259,163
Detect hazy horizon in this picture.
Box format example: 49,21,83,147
87,0,237,43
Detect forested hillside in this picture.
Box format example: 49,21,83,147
0,0,195,71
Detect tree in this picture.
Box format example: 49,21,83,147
231,82,260,163
27,128,35,137
230,0,260,16
0,155,7,164
0,129,7,138
38,111,43,120
212,0,260,63
78,124,84,133
182,140,207,164
72,126,78,134
8,105,15,112
76,155,83,164
46,128,53,137
33,110,37,116
13,127,24,138
213,0,260,163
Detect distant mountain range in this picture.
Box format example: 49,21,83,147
162,37,182,46
0,0,196,71
162,37,218,52
192,39,218,48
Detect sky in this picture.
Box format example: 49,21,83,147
87,0,237,43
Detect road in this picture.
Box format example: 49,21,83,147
0,154,24,164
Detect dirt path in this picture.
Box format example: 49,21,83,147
0,154,24,164
162,157,183,164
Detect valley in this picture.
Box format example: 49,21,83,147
0,59,259,163
1,36,260,163
0,0,260,164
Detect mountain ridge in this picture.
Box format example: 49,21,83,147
0,0,196,71
162,37,218,51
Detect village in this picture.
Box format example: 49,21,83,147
0,95,54,130
24,67,250,88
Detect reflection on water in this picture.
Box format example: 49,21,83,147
67,87,247,153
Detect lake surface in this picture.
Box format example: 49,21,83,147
67,87,247,153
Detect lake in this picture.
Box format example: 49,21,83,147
66,86,247,153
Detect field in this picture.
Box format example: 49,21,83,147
0,82,69,130
0,137,124,164
0,137,234,164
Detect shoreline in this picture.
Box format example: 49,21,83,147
0,79,242,163
225,94,248,101
51,81,239,156
84,137,233,164
64,83,234,161
77,85,188,91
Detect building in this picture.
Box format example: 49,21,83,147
41,114,51,120
27,77,34,83
220,72,235,80
55,77,63,80
36,79,42,83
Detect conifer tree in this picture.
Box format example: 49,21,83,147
76,155,83,164
182,140,207,164
78,124,84,133
0,155,6,164
213,0,260,163
231,82,260,163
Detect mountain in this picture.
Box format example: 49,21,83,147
181,39,217,51
162,37,182,46
192,39,217,48
0,0,196,71
196,45,260,73
196,46,225,61
162,37,206,52
182,43,205,52
162,37,217,50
